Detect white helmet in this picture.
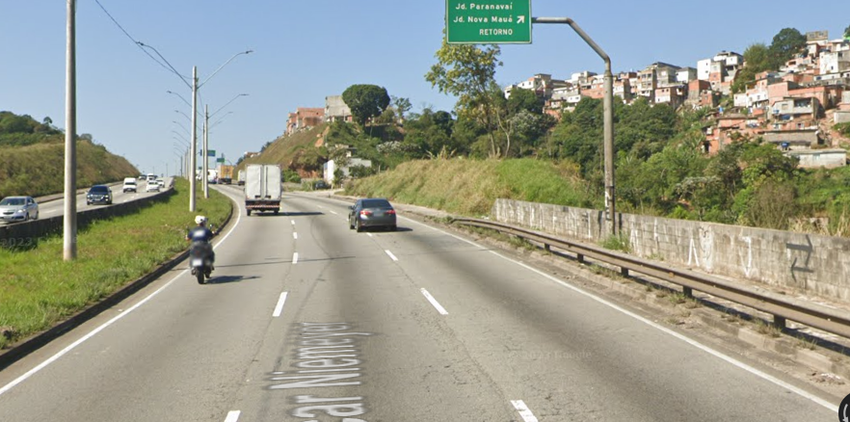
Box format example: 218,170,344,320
195,215,207,225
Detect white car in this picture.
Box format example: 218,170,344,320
146,180,161,192
122,177,137,193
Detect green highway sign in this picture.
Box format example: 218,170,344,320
446,0,531,44
207,150,216,157
216,157,225,163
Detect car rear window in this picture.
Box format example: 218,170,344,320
362,199,391,208
90,186,109,193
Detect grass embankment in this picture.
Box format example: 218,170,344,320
346,158,597,216
0,178,232,349
0,139,138,197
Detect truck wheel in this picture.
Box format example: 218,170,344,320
274,209,279,215
247,209,252,216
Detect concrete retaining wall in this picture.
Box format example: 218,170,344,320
493,199,850,302
0,187,175,249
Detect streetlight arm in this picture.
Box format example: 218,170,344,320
199,50,253,88
210,94,249,119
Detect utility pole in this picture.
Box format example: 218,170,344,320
203,104,209,198
189,66,198,212
63,0,77,261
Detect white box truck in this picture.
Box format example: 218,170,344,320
237,169,246,186
245,164,282,216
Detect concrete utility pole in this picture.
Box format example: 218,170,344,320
189,66,198,212
203,104,209,198
63,0,77,261
533,17,617,234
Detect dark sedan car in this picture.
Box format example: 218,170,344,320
86,185,113,205
348,198,396,232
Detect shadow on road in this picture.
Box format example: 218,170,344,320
204,275,260,285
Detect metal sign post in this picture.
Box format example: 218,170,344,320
446,3,617,234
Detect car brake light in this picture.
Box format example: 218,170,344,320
360,210,372,216
385,209,396,215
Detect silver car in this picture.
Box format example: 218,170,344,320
0,196,38,223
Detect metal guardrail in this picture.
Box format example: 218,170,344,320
452,217,850,339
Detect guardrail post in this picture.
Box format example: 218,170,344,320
577,254,584,263
544,244,551,252
683,287,693,298
773,315,787,330
621,267,629,277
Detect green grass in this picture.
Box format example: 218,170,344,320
0,178,232,349
346,158,597,216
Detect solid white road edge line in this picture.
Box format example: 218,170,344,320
272,292,289,318
385,250,399,261
488,249,838,413
0,186,244,398
420,288,449,315
293,252,299,265
510,400,539,422
224,410,241,422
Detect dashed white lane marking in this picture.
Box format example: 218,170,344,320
367,233,373,238
420,288,448,315
511,400,538,422
224,410,241,422
292,252,299,265
328,210,338,215
293,232,298,240
291,220,295,225
385,250,398,261
272,292,289,318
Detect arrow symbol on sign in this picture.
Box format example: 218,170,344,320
518,15,526,24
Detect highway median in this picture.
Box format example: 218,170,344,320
0,178,232,354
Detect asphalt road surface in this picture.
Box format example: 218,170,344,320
0,185,839,421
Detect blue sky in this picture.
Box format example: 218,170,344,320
1,1,847,175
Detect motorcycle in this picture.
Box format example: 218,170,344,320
189,241,214,284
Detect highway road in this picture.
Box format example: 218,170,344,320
2,178,172,223
0,185,838,421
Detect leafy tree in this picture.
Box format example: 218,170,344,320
403,108,455,158
769,28,806,69
391,96,412,122
425,37,502,157
341,84,390,127
732,43,772,93
845,25,850,39
507,88,542,114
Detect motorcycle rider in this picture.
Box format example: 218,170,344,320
186,215,215,269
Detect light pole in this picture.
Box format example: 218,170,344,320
64,0,77,261
202,93,248,197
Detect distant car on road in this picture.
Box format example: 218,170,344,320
86,185,113,205
348,198,396,232
123,177,137,193
313,180,331,190
0,196,38,222
146,180,161,192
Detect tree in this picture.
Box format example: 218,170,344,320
507,88,542,114
732,43,772,93
341,84,390,127
769,28,806,69
845,25,850,39
391,96,412,122
425,37,502,157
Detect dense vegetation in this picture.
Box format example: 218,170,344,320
249,25,850,235
0,111,138,197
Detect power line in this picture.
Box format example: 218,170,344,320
92,0,191,87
